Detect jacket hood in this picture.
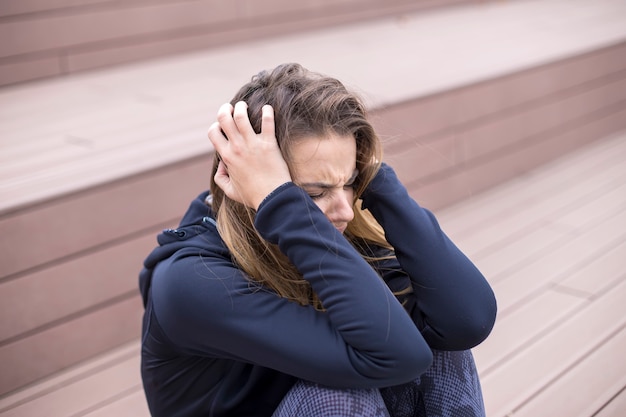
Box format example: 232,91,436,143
139,191,215,307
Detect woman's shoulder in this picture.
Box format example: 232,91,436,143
151,219,236,290
146,222,260,343
141,202,238,311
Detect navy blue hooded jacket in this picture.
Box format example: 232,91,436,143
139,163,496,416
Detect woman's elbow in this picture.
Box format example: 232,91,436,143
383,332,434,386
345,342,432,388
460,311,496,348
425,297,497,350
457,298,497,349
389,345,433,386
454,285,498,349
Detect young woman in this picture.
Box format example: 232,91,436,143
139,63,497,416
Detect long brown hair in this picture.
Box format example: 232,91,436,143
210,63,393,309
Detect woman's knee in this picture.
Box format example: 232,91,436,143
273,380,390,417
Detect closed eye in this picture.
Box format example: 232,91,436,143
303,169,359,200
309,191,326,200
344,169,359,188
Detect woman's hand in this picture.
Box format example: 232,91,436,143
208,101,292,210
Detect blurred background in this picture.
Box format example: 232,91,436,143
0,0,625,415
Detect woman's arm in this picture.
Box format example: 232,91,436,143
361,163,497,350
151,182,432,389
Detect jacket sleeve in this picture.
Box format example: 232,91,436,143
150,182,432,389
361,163,497,350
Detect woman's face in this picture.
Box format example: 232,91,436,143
290,133,358,234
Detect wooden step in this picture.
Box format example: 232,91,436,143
0,0,475,86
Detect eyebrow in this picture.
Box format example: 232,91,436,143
300,168,359,189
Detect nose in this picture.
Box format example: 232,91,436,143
327,189,354,226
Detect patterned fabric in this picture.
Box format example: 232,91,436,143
272,381,390,417
381,350,486,417
273,350,485,417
